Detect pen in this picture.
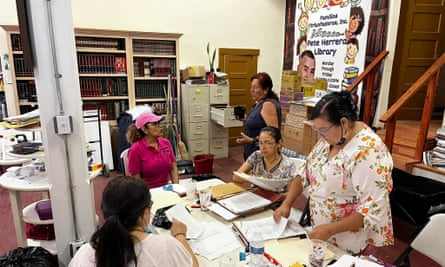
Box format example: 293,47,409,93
190,205,201,208
263,252,281,266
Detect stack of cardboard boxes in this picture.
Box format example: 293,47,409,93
279,71,327,155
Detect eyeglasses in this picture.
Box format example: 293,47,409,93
312,124,335,137
148,121,163,128
259,141,276,147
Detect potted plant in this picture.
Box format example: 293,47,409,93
206,43,216,84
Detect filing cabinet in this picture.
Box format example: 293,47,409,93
181,83,232,158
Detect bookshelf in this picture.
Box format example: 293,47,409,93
1,26,182,121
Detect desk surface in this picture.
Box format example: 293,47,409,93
0,169,103,192
150,179,346,267
0,171,50,191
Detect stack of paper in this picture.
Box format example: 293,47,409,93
232,217,306,242
233,171,291,192
217,191,271,215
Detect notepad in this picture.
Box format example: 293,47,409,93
216,191,271,215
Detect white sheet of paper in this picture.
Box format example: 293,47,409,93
207,202,239,221
165,204,204,239
189,221,242,260
329,255,382,267
233,171,291,192
217,191,271,214
236,216,288,240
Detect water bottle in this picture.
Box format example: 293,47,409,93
249,228,265,266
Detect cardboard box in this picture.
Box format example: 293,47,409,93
281,74,302,93
282,124,304,153
182,66,206,80
282,124,304,142
280,91,304,101
302,78,316,97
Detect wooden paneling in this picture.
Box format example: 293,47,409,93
389,1,445,120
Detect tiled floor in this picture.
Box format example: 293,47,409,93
0,145,440,266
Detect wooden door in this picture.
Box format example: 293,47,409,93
218,48,260,145
389,0,445,119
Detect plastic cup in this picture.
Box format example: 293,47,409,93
185,181,196,200
308,239,326,267
198,188,212,211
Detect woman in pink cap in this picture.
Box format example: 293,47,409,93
126,112,179,188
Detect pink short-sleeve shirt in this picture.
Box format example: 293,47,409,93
128,137,176,188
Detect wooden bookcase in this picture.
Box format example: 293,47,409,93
1,26,182,120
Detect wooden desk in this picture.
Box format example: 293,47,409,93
150,179,346,266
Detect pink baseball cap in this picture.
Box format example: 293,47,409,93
135,112,165,129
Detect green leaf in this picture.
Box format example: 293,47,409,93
207,43,210,56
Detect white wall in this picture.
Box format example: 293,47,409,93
0,0,286,92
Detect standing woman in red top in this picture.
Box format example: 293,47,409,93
126,112,179,188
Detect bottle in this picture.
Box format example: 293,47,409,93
249,228,265,266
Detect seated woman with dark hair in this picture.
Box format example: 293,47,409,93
233,126,300,191
69,176,198,267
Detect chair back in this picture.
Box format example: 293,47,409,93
411,213,445,265
120,148,130,176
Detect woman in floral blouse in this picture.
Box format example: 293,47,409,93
273,91,394,254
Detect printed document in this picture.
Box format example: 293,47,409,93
217,191,271,214
233,171,291,192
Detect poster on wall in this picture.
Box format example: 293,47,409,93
293,0,371,105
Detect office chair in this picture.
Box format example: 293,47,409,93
120,148,130,176
394,213,445,266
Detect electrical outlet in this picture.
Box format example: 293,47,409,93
54,115,73,135
69,239,86,257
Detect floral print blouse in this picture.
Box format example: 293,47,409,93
301,126,394,254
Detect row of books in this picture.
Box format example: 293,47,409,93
77,55,127,74
132,39,176,55
75,37,125,50
367,10,387,58
11,34,23,51
424,127,445,168
17,80,37,101
135,81,167,98
13,57,34,77
80,78,128,97
372,0,388,10
133,58,176,78
83,100,129,121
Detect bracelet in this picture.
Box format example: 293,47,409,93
173,232,186,238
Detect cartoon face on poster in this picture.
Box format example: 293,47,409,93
293,0,371,107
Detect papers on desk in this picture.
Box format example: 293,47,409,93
217,191,271,215
165,204,204,239
328,255,382,267
233,216,306,242
233,171,291,192
189,221,242,260
163,203,242,260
